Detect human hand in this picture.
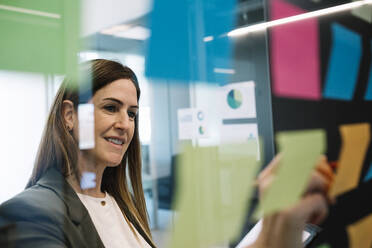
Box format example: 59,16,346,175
247,154,333,248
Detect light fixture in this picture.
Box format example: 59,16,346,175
214,68,236,74
100,24,132,35
100,24,150,41
79,51,99,62
113,26,150,40
228,0,372,37
203,36,214,42
0,4,61,19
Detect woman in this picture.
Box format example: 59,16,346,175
0,58,330,248
0,59,156,248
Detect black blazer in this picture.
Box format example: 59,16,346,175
0,168,154,248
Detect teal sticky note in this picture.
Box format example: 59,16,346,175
364,163,372,182
323,23,362,100
145,0,235,83
364,40,372,100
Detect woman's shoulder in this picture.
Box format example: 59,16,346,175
0,184,73,247
0,184,66,224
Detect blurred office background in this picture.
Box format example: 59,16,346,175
0,1,269,247
1,0,371,247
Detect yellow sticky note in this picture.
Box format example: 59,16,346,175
170,142,260,248
257,129,325,216
347,213,372,248
330,123,370,198
351,1,372,23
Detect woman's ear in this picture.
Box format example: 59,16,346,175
62,100,77,131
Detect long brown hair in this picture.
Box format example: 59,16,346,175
27,59,155,247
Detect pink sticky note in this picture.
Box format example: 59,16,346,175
270,0,321,100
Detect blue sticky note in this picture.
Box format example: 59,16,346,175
145,0,235,83
145,0,190,81
79,67,93,104
81,172,96,189
364,41,372,100
323,23,362,100
364,163,372,182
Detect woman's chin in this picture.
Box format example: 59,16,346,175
106,161,122,167
100,152,125,167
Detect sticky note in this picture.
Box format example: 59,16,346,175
323,23,362,101
145,0,235,83
220,124,260,160
257,129,325,216
330,123,370,198
80,171,96,189
347,213,372,248
0,0,79,76
270,0,321,100
317,244,331,248
170,142,260,248
78,103,95,150
351,1,372,23
364,163,372,182
78,67,93,104
364,40,372,100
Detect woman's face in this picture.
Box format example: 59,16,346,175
86,78,138,167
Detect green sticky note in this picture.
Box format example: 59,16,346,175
170,142,261,248
317,243,331,248
257,129,325,217
0,0,79,77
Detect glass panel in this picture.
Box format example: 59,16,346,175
1,0,371,247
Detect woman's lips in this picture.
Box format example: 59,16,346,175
104,137,124,149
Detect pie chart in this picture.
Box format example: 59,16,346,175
197,111,204,121
227,89,243,109
198,126,205,135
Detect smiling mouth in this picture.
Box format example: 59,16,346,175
105,137,124,146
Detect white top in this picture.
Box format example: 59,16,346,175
235,219,311,248
77,192,151,248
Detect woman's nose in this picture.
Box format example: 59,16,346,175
114,112,130,130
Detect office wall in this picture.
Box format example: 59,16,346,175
0,71,47,203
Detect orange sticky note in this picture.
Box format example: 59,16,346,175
329,123,370,197
347,213,372,248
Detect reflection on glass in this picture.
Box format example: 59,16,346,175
0,60,156,247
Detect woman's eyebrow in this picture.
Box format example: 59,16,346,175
103,97,122,106
102,97,139,108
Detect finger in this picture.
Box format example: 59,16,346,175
256,154,282,196
291,193,328,226
313,156,336,203
258,154,282,182
315,156,334,182
306,170,329,194
316,154,327,165
258,173,276,198
316,165,334,182
305,169,337,205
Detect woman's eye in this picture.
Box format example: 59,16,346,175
104,105,117,112
128,111,137,119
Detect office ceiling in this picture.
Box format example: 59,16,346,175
80,0,152,36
